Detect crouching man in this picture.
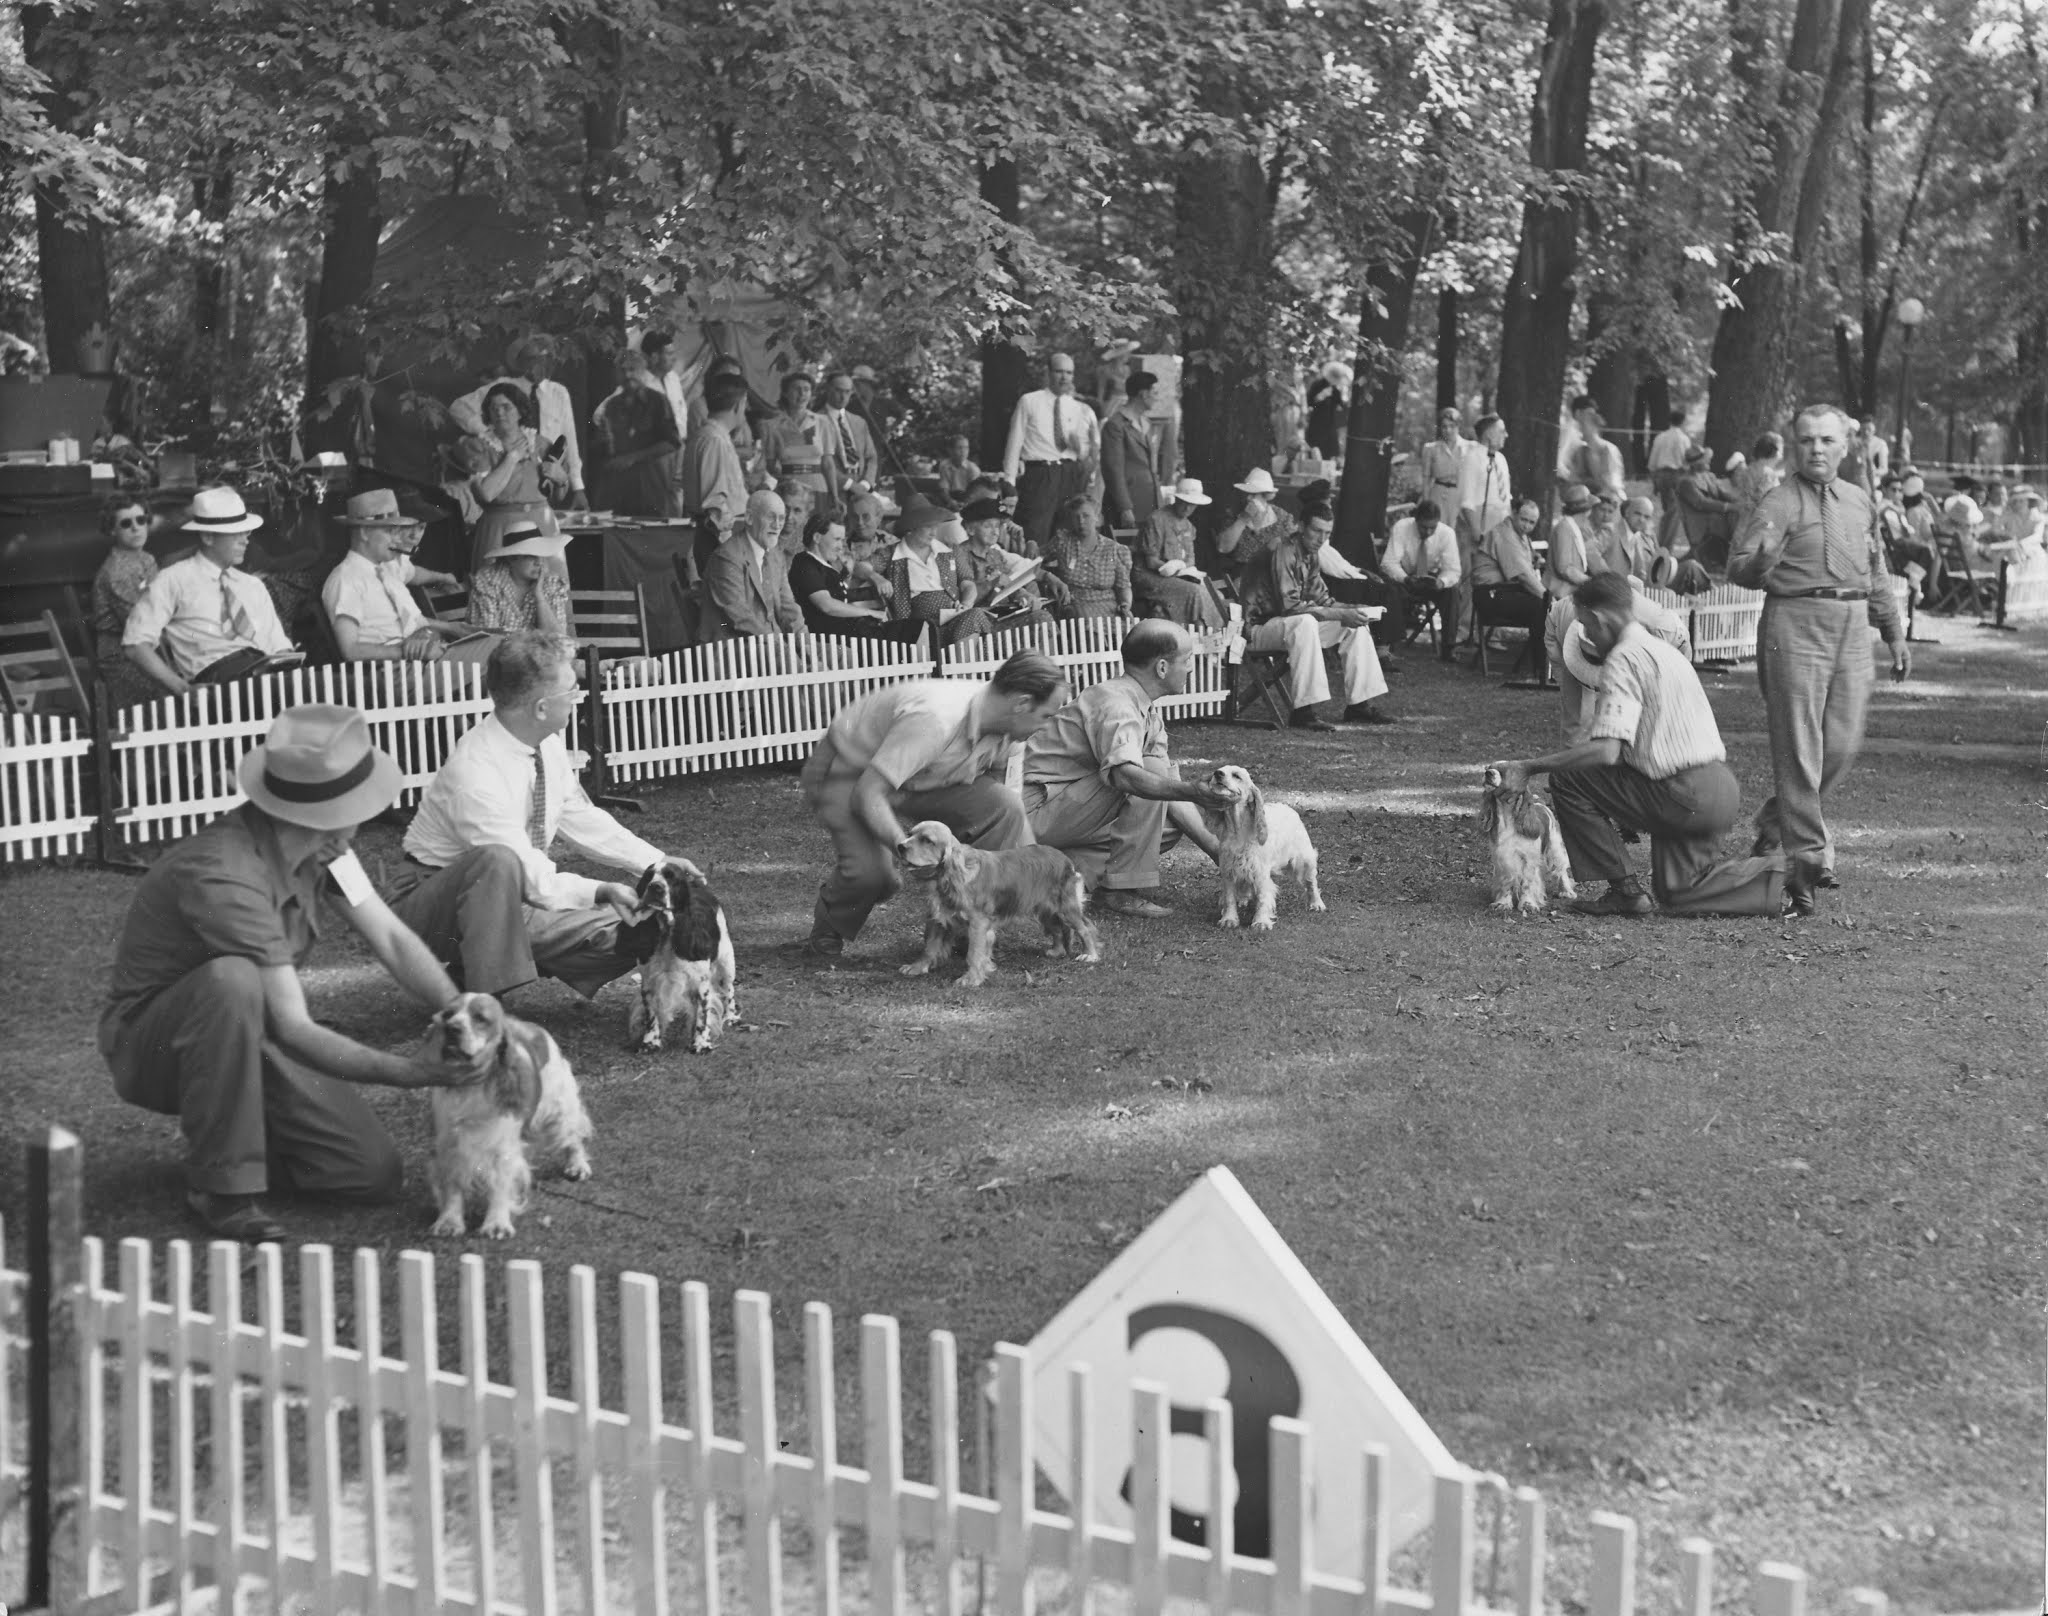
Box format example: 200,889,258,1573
1488,574,1783,918
101,705,488,1243
1022,621,1231,917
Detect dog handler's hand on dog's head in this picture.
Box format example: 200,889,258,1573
1488,759,1532,791
597,881,645,922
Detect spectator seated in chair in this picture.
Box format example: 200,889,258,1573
1240,498,1397,729
1131,478,1224,630
470,522,578,642
955,499,1066,628
704,489,805,640
1674,446,1737,573
787,512,928,643
1042,494,1133,620
324,490,499,663
1468,498,1552,678
91,495,164,706
122,486,303,697
886,496,999,643
1379,497,1462,659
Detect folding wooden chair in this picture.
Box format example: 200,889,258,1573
1930,527,1996,617
414,581,471,623
1202,576,1291,728
1472,592,1548,684
0,611,91,718
571,585,653,659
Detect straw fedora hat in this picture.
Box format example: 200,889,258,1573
340,488,419,529
183,486,264,535
896,495,959,535
1558,620,1607,689
1233,468,1279,497
1559,483,1594,515
480,521,571,564
1169,476,1213,507
237,704,401,831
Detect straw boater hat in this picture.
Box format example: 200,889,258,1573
480,520,571,564
1170,476,1213,507
1234,468,1279,497
341,488,419,529
183,486,264,535
237,705,401,831
1559,483,1594,515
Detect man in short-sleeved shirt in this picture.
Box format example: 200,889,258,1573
100,705,486,1243
1023,622,1227,916
800,651,1071,954
1491,574,1782,918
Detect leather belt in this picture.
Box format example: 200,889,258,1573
1783,588,1867,600
1022,458,1075,467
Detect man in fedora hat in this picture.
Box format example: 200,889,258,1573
451,334,589,510
1002,351,1099,555
1545,483,1601,598
394,632,689,1002
123,486,303,696
323,489,498,662
1492,573,1784,918
100,705,493,1241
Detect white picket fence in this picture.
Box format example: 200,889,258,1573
937,616,1232,721
1679,584,1767,664
597,633,933,785
0,711,95,863
0,1226,1894,1616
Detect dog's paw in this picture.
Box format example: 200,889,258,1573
430,1211,467,1238
898,961,933,977
1489,894,1515,911
1309,894,1328,912
1555,880,1578,901
637,1027,664,1051
1250,917,1275,933
561,1152,592,1182
956,970,992,988
478,1214,515,1240
1518,899,1546,915
1217,912,1240,929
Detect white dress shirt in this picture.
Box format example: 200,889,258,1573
1458,444,1514,536
658,368,690,446
893,538,949,596
405,714,664,910
123,553,294,677
1381,517,1462,585
450,376,586,493
322,550,425,646
1647,427,1692,473
1003,389,1100,482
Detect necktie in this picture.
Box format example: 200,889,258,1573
1818,484,1856,578
1053,396,1072,455
219,573,256,643
527,755,548,850
379,567,415,634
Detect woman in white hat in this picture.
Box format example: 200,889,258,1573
1131,477,1222,628
1214,467,1295,578
99,703,490,1241
470,521,577,642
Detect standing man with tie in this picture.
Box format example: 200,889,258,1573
820,370,880,495
1003,352,1100,555
1729,404,1910,917
1455,414,1515,651
389,633,694,1001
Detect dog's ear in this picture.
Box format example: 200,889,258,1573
1477,791,1499,835
1510,796,1553,842
1249,784,1269,846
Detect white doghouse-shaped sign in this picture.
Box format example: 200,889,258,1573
1023,1166,1458,1570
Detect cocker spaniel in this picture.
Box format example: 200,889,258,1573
1199,764,1325,932
427,993,593,1239
626,857,739,1053
896,820,1100,987
1478,765,1576,913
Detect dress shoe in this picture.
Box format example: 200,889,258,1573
1569,883,1653,917
1099,891,1174,918
1814,867,1840,890
186,1191,286,1244
1343,702,1398,725
1288,707,1336,731
800,933,845,958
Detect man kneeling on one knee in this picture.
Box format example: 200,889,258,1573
1242,506,1396,729
1489,573,1783,918
1023,621,1232,918
101,705,492,1244
802,649,1071,955
391,632,691,998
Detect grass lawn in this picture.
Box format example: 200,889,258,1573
2,619,2042,1615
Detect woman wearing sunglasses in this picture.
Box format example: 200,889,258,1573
92,498,162,704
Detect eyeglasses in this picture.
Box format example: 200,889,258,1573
114,516,148,529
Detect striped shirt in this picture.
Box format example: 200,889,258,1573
1584,625,1725,780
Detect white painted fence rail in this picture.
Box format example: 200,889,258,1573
0,1224,1901,1616
0,711,94,863
597,632,932,785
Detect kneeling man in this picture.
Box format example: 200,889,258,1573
801,649,1069,955
101,705,487,1243
1023,621,1229,917
1490,574,1782,918
393,632,689,998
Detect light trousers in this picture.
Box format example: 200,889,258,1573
1244,615,1387,709
1024,763,1184,891
1753,595,1875,876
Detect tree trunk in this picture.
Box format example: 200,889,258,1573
22,6,111,375
1496,0,1607,518
305,138,382,402
1585,293,1638,470
976,158,1031,472
1703,0,1872,462
1637,373,1672,441
578,20,629,404
188,155,236,444
1171,97,1278,492
1435,286,1458,412
1332,209,1434,570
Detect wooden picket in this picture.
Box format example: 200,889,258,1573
0,711,96,863
937,615,1232,720
597,632,933,784
0,1219,1894,1616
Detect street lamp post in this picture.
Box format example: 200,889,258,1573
1894,297,1926,465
